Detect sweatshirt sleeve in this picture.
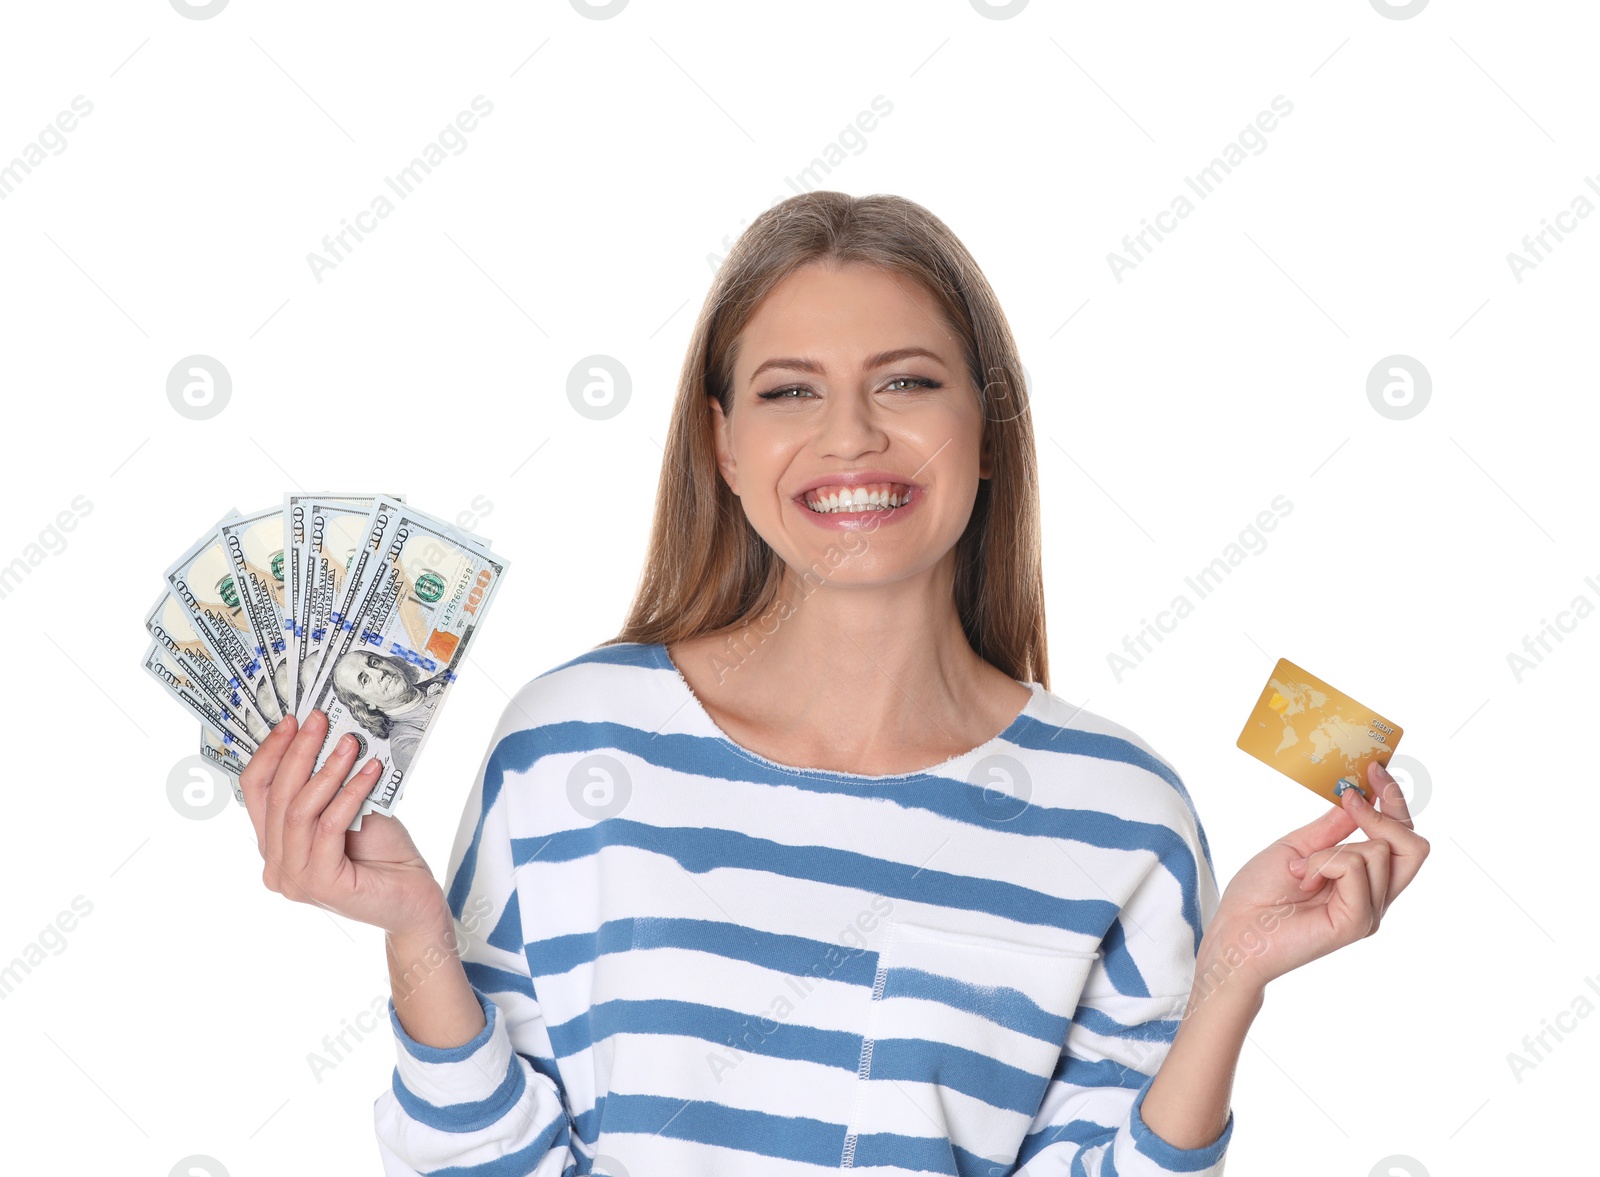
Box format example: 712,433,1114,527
373,692,578,1176
1010,775,1235,1175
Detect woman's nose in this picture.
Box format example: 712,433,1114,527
815,389,887,454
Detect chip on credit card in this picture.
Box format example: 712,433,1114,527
1236,658,1402,806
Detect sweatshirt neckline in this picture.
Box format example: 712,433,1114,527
652,641,1043,784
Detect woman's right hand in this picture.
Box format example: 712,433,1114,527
240,709,449,936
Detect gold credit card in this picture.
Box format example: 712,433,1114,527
1236,658,1402,806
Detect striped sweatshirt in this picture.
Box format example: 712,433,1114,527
373,641,1235,1175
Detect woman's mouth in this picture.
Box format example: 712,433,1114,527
800,481,912,514
793,481,921,530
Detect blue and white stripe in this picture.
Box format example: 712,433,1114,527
375,642,1234,1175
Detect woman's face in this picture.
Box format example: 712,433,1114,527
711,261,989,588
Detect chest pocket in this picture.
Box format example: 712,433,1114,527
842,918,1100,1172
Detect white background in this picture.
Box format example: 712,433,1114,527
1,1,1593,1173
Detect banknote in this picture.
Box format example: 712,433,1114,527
144,587,272,745
283,497,311,718
142,640,263,762
284,493,405,722
147,493,508,829
200,725,249,804
296,497,388,707
218,507,298,721
163,510,286,727
297,496,509,814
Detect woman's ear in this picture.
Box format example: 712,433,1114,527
707,395,738,494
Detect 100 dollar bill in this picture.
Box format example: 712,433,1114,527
218,507,299,721
200,725,249,804
142,640,263,763
163,510,286,727
144,587,272,746
298,496,509,814
284,493,404,720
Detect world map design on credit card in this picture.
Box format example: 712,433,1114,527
1236,657,1402,806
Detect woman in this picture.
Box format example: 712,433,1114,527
242,192,1428,1175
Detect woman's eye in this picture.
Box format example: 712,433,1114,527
757,377,941,400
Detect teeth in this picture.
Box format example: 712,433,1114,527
803,485,911,514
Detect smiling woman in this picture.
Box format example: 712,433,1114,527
633,247,1044,774
244,190,1427,1176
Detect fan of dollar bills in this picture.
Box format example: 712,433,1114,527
142,494,509,830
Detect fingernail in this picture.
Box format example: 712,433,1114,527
1288,856,1308,871
1346,785,1366,807
363,759,382,775
339,732,355,753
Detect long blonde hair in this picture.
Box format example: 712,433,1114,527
601,190,1049,690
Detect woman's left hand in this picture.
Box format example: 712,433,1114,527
1201,759,1430,994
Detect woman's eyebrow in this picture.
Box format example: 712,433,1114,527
747,346,947,386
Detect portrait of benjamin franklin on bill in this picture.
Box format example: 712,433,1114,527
329,650,447,775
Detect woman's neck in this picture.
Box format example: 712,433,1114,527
668,571,1029,775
